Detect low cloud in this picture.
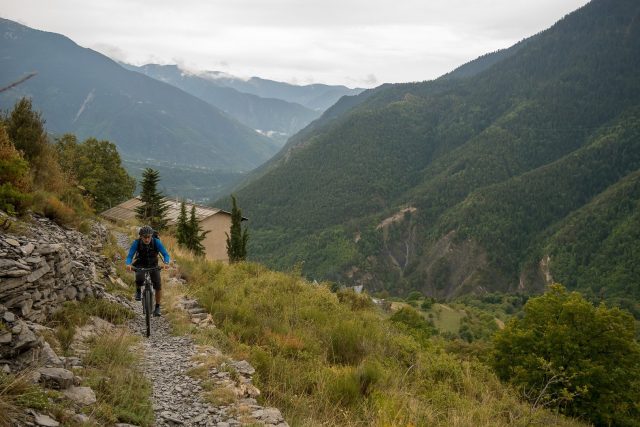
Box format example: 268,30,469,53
4,0,590,87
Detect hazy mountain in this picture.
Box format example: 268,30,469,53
199,72,365,111
0,18,278,172
123,64,322,145
228,0,640,308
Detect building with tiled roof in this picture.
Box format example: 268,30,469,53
101,197,245,262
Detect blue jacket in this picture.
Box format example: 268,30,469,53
125,238,170,266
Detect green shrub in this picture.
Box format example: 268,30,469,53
326,367,360,406
355,359,382,396
493,284,640,425
0,125,31,214
0,183,30,215
336,288,373,310
390,306,433,340
421,298,435,310
407,290,423,301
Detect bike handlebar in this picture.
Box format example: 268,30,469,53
131,266,165,272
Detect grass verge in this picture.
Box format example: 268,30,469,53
82,331,154,426
47,298,134,356
0,370,49,426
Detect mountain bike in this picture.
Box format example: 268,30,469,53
133,266,162,337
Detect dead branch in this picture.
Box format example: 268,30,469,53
0,73,37,93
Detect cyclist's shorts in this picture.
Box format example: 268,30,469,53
135,269,161,290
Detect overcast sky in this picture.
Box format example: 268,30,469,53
4,0,590,88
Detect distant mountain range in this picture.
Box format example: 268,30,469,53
188,70,364,112
122,64,339,145
0,18,281,172
0,18,363,202
230,0,640,310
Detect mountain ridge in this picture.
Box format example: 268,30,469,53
122,63,324,145
229,0,640,307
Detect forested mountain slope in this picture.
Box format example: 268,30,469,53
232,0,640,308
0,18,278,171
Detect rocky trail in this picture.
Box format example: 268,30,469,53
129,304,286,427
115,232,288,427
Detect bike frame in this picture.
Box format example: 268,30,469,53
133,266,161,337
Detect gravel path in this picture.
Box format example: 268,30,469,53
115,231,288,427
130,303,235,426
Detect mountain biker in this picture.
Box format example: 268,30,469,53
126,225,171,316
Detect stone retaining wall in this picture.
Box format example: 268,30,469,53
0,214,110,368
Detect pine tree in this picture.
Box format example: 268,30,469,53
135,168,168,230
3,98,66,193
186,205,209,257
226,194,248,263
5,98,47,162
176,200,189,246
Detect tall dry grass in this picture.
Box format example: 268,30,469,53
175,258,586,427
0,370,48,427
82,332,154,426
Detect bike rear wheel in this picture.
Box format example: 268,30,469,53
143,288,152,337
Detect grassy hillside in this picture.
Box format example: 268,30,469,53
177,258,584,426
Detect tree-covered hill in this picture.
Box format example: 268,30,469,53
541,167,640,315
0,18,278,171
230,0,640,307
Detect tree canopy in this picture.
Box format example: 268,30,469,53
492,284,640,425
228,0,640,304
55,134,135,212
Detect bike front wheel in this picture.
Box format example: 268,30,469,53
143,288,153,337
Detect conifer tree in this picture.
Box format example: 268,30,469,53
135,168,168,230
176,200,189,246
226,194,248,263
186,205,209,257
4,98,47,162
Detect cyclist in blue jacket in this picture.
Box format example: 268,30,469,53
126,225,170,316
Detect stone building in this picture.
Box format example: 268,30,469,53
101,198,246,263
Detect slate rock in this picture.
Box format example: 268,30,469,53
34,413,60,426
39,367,75,389
63,386,97,405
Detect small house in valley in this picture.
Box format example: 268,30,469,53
101,197,245,263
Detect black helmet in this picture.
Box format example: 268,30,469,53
139,225,154,237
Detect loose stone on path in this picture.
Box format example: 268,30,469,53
128,284,287,426
116,230,287,426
